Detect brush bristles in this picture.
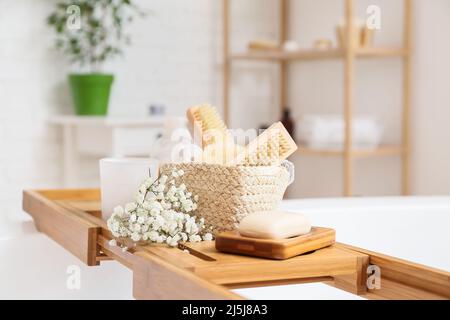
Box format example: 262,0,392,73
235,122,298,166
187,105,297,166
187,104,231,151
196,105,227,132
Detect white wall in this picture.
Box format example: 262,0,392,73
0,0,68,231
412,0,450,195
0,0,224,232
0,0,276,233
1,0,449,235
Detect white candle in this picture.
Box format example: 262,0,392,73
99,158,159,220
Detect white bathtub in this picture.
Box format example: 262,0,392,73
235,196,450,299
1,196,449,300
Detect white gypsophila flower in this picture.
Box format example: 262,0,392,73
108,239,117,247
168,222,178,235
106,169,209,247
135,193,145,204
137,207,147,216
148,231,158,241
141,201,152,210
149,208,159,216
131,232,141,242
137,216,145,224
202,233,213,241
162,210,174,221
166,235,179,247
184,219,193,234
113,206,124,217
138,183,147,194
171,234,181,245
189,235,202,243
125,202,137,212
189,223,199,235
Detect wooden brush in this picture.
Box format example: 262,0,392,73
187,104,229,149
232,122,298,166
187,104,242,164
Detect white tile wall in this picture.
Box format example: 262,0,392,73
1,0,450,236
0,0,279,233
0,0,70,229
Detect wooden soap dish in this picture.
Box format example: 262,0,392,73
215,227,336,260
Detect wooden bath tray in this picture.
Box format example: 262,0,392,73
23,189,450,300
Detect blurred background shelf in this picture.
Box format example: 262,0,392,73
229,47,406,61
222,0,412,197
49,115,164,187
297,145,404,158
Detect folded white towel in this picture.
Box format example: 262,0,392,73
297,114,383,149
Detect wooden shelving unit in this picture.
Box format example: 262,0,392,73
222,0,412,197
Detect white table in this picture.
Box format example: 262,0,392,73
1,196,449,299
49,116,164,187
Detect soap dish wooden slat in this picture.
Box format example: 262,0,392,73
215,227,336,260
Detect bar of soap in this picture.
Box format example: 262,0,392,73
238,211,312,239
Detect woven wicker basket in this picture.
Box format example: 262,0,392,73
160,161,294,232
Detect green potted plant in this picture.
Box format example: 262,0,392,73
47,0,144,115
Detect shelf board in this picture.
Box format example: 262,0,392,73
357,47,408,58
229,47,407,62
296,145,404,158
229,49,342,61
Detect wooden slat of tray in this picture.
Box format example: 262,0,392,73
133,250,242,300
152,242,366,288
22,189,450,300
23,190,100,266
335,243,450,300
